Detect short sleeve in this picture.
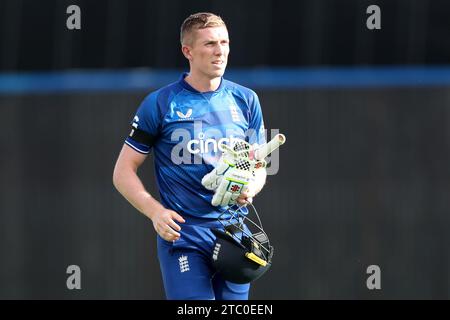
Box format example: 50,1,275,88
125,92,161,154
247,91,266,146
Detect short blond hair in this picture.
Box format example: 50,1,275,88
180,12,226,45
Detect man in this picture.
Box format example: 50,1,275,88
113,12,267,300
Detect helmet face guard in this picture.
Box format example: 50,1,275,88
211,203,274,284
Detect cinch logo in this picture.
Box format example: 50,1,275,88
187,133,239,154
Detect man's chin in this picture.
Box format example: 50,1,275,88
210,69,226,78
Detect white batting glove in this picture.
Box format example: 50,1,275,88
210,165,254,207
201,139,266,207
201,152,234,191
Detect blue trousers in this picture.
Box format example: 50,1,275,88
156,224,250,300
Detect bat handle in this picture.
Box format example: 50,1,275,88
254,133,287,160
276,134,286,144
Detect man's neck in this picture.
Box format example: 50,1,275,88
184,72,221,93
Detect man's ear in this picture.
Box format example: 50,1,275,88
181,45,192,60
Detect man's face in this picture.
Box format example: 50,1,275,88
184,26,230,79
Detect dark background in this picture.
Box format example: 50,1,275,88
1,0,449,71
0,0,450,299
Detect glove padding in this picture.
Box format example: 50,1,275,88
202,139,265,207
201,152,234,191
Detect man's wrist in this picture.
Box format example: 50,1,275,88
140,193,164,220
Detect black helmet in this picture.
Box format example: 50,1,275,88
211,203,274,284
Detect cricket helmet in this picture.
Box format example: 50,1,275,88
211,203,274,284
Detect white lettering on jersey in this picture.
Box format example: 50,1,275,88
187,135,238,154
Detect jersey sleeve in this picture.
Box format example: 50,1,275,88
125,92,162,154
247,91,266,146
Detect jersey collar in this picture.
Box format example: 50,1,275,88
179,72,225,94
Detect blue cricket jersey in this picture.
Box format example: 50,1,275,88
125,73,266,221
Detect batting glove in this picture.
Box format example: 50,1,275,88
201,139,265,207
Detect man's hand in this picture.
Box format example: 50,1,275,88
151,208,185,241
236,190,255,206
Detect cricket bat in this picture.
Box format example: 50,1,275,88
254,134,286,160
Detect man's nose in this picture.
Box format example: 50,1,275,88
215,44,224,56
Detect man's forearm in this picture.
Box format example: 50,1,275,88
113,167,163,221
